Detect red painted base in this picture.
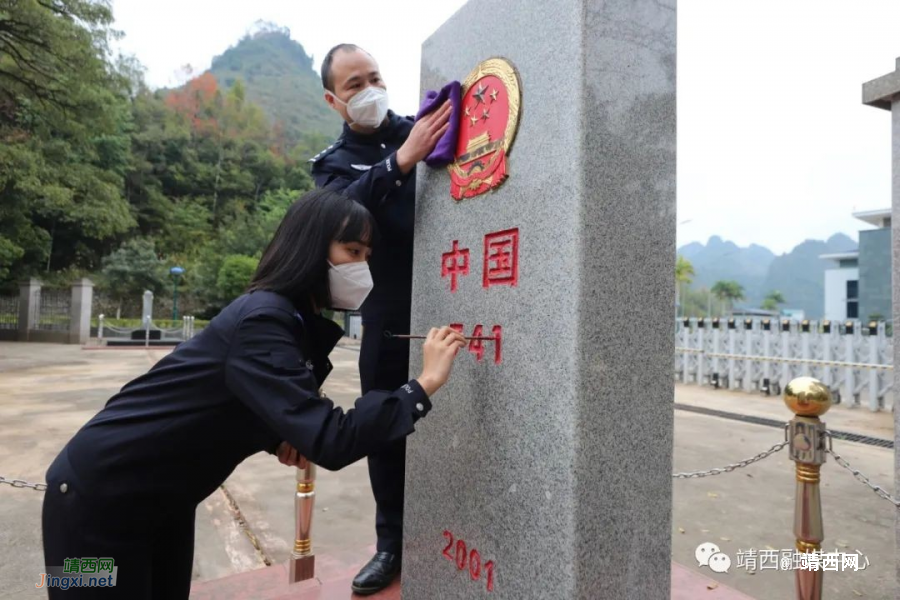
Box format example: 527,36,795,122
191,564,398,600
191,560,753,600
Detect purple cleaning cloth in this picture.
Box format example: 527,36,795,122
415,80,461,167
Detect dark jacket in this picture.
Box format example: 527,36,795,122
54,291,431,507
310,111,415,324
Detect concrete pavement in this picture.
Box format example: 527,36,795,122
0,341,895,599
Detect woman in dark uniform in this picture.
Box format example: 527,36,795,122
41,188,466,599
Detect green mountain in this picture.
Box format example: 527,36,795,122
207,22,342,145
678,236,775,307
678,233,858,317
761,234,857,318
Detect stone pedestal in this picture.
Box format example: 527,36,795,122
403,1,676,598
142,290,154,326
862,55,900,599
69,278,93,344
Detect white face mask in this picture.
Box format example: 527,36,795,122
331,86,390,128
327,261,374,310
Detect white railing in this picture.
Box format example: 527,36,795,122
675,318,893,412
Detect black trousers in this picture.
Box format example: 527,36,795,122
41,450,195,599
359,317,410,556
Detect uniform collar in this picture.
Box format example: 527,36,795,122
293,308,345,357
341,110,405,145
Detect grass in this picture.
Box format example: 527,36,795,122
93,317,210,329
0,314,212,330
0,314,68,326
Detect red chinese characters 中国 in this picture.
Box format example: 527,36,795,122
483,228,519,289
441,240,470,293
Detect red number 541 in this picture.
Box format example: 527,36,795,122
449,324,502,364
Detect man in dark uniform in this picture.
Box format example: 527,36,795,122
309,43,451,594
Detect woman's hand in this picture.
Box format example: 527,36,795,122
416,326,468,396
276,441,308,469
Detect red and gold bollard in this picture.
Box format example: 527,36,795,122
784,377,832,600
289,460,316,583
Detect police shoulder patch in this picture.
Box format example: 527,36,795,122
308,138,344,163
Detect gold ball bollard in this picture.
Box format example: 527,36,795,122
784,377,832,600
288,460,316,583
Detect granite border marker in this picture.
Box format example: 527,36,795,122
403,1,676,598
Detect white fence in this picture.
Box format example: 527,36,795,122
675,318,893,412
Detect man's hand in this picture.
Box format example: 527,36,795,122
396,100,452,174
276,441,308,469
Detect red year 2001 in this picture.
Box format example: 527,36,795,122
442,530,495,592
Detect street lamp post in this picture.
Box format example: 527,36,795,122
170,266,184,322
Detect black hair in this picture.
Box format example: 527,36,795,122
248,188,377,309
321,43,362,91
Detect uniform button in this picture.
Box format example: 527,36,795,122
305,360,314,370
60,483,68,494
415,403,425,412
395,180,402,187
380,143,386,149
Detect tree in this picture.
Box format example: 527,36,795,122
216,255,258,302
0,237,24,281
157,201,213,257
0,0,117,112
164,75,277,224
0,0,136,281
675,255,695,285
675,255,695,317
711,280,745,315
679,285,714,319
100,239,166,318
761,290,786,312
0,5,331,323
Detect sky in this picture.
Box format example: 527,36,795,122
108,0,900,255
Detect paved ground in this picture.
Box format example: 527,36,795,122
0,341,895,599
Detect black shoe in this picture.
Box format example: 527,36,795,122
351,552,401,596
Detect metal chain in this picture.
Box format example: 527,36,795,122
0,475,47,492
2,432,893,509
824,435,900,508
672,440,789,479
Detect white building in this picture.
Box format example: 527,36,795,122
821,250,858,321
820,208,893,322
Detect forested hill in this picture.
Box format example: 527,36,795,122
0,7,338,318
207,23,342,143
